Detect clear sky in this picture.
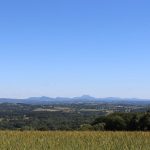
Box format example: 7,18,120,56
0,0,150,99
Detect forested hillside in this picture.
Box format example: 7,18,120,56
0,103,149,131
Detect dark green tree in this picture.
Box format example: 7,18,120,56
105,115,127,130
139,112,150,131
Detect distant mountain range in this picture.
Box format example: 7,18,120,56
0,95,150,105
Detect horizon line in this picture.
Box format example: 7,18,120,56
0,95,150,100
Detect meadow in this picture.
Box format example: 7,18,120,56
0,131,149,150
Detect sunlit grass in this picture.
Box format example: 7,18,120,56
0,131,149,150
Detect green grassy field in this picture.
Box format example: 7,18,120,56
0,131,149,150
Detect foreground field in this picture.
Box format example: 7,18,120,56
0,131,150,150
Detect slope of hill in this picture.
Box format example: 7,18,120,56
0,95,150,105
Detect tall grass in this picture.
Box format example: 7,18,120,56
0,131,149,150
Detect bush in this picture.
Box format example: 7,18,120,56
93,123,106,131
79,124,93,131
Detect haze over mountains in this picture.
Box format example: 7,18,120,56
0,95,150,105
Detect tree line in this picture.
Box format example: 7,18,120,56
80,111,150,131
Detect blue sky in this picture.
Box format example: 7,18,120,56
0,0,150,98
